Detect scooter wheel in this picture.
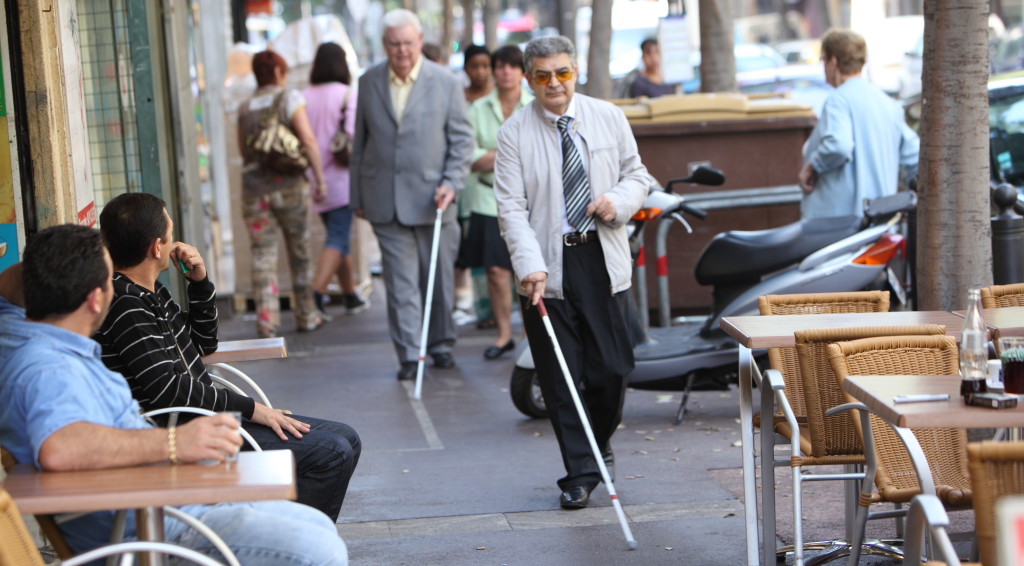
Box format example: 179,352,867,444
510,366,548,419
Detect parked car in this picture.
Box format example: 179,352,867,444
860,15,924,97
774,39,820,65
683,43,787,92
736,62,831,115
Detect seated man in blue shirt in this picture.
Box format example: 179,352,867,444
0,225,348,565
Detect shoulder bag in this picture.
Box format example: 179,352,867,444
329,89,353,167
248,91,310,175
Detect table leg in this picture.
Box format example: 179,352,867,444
758,355,777,566
738,345,759,566
136,506,166,566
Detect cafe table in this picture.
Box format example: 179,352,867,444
200,337,287,364
5,449,296,566
720,310,968,566
953,306,1024,339
842,374,1024,429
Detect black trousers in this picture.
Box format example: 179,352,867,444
521,238,634,490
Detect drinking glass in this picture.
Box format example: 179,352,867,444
998,337,1024,395
221,411,242,469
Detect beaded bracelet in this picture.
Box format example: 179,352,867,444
167,426,179,465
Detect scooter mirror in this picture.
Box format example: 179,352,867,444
664,166,726,192
685,166,726,186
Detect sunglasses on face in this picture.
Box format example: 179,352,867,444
531,67,574,85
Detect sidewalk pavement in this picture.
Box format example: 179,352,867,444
215,280,972,565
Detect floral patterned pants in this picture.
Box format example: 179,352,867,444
242,184,319,337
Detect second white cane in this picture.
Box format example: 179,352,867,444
413,208,444,400
536,297,637,550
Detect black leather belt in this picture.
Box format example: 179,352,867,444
563,231,597,246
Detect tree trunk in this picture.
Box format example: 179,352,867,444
483,0,499,51
402,0,416,15
699,0,736,93
442,0,455,61
461,0,474,49
557,0,576,43
916,0,991,310
586,0,612,98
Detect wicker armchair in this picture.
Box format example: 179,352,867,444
756,291,890,438
776,324,946,566
827,334,972,566
901,440,1024,566
979,282,1024,309
967,441,1024,566
0,487,227,566
1,447,72,560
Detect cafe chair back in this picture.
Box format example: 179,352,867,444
967,441,1024,566
756,291,890,440
979,282,1024,309
0,485,230,566
0,487,46,566
774,324,945,565
1,446,73,560
827,334,971,565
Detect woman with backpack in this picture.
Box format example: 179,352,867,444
238,49,328,339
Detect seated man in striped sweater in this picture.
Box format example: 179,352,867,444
93,192,360,523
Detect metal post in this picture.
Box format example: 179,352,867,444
991,183,1024,284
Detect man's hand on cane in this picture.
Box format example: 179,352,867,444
521,272,547,306
435,184,455,211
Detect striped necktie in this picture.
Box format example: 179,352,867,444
557,116,593,233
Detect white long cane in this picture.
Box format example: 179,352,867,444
413,208,444,400
536,297,637,550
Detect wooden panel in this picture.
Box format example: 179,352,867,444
843,374,1024,429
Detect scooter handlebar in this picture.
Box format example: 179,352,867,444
679,204,708,220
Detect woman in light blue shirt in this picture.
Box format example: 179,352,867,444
799,29,919,219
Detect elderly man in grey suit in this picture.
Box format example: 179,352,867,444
350,9,473,381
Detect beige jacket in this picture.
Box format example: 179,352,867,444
494,94,649,299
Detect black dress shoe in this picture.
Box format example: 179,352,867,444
431,352,456,369
559,485,593,510
397,362,418,381
483,339,515,360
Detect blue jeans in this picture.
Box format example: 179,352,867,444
60,501,347,566
242,414,360,521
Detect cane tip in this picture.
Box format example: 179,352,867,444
627,540,637,550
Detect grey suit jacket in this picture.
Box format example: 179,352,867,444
350,59,473,226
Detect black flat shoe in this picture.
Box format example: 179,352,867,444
483,339,515,360
397,362,418,381
431,352,456,369
559,485,593,510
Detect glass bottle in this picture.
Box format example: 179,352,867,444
960,288,988,403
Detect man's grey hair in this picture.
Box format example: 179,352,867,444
382,9,422,34
523,36,576,73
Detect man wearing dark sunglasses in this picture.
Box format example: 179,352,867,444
493,35,650,510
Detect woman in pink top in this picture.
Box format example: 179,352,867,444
304,43,367,315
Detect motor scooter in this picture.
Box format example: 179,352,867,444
509,166,916,423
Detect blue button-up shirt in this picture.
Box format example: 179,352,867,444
801,76,919,219
0,304,149,468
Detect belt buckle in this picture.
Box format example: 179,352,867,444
563,232,580,246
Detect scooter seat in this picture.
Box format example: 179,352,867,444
694,216,862,286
